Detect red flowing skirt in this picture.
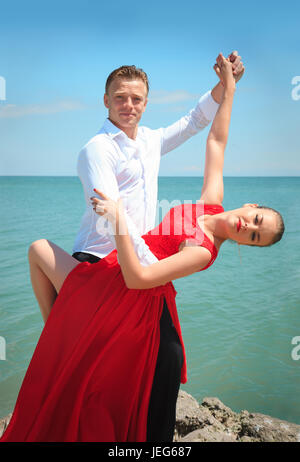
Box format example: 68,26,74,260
0,250,186,442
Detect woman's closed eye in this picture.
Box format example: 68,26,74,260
250,215,258,241
251,215,263,243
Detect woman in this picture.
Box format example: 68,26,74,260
0,54,284,442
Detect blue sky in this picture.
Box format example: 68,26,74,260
0,0,299,176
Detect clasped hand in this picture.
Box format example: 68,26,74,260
227,51,245,83
214,51,244,88
214,53,236,88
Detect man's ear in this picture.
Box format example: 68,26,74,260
243,203,259,208
103,93,109,109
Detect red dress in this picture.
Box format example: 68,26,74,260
0,203,223,442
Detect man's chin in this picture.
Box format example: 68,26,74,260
120,118,140,128
122,118,138,124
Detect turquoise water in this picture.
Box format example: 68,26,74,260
0,176,299,424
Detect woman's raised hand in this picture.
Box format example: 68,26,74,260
213,53,236,90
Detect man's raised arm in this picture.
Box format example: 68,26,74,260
159,89,219,155
160,51,244,156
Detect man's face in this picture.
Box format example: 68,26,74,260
104,78,148,133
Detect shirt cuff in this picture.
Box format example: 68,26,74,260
198,90,219,122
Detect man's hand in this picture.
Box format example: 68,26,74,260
228,50,245,83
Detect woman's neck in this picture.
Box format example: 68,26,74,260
199,212,230,246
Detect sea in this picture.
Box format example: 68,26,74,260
0,176,299,424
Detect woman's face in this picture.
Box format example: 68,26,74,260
226,204,278,246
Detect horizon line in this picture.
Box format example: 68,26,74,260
1,175,299,178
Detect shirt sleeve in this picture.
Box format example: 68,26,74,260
77,141,159,266
160,90,219,156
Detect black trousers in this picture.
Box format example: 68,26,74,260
72,252,183,442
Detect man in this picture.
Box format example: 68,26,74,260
72,53,244,266
71,54,244,441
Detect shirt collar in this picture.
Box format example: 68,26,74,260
101,118,144,145
102,118,124,139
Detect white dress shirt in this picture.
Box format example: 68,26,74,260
72,90,219,265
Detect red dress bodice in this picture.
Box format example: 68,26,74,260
142,202,223,268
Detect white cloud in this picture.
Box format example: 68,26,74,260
0,100,87,118
149,89,200,104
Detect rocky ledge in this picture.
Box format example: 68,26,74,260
1,391,299,442
174,391,300,442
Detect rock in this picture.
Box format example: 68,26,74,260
239,412,300,442
201,396,243,435
175,391,300,442
180,427,237,442
175,392,239,442
174,390,219,438
0,414,12,438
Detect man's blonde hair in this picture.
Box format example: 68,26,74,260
105,65,149,95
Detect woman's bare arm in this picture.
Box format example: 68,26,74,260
200,54,236,205
115,213,211,289
91,191,211,289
